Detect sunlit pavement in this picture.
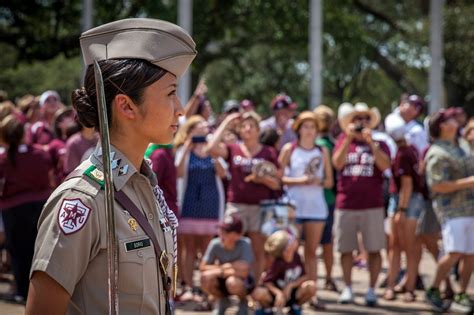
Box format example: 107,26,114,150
1,249,473,314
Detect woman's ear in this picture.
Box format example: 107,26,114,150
113,94,137,120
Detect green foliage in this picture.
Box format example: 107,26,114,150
0,0,472,117
0,55,81,103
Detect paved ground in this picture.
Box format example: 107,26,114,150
1,249,472,314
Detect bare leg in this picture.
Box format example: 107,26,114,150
200,270,224,298
182,234,197,289
303,222,325,282
431,253,462,288
248,231,265,283
459,255,474,292
295,280,317,304
387,217,402,291
322,243,334,282
368,252,382,288
403,219,421,293
341,252,353,286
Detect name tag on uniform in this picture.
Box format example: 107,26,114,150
124,238,151,252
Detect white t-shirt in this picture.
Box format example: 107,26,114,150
285,146,328,220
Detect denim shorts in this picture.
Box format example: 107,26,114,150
387,193,425,219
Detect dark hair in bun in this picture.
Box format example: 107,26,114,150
72,59,167,130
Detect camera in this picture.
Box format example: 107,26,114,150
191,135,207,143
354,125,364,133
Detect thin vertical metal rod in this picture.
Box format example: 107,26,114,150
93,59,119,315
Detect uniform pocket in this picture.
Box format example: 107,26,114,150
118,236,159,295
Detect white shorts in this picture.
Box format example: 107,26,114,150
441,216,474,254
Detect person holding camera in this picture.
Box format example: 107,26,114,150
174,115,227,302
332,102,391,306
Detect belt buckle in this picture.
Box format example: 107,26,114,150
159,250,169,274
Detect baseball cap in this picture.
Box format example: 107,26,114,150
271,94,297,111
218,215,243,234
222,99,240,113
407,95,424,113
428,108,457,139
240,99,254,110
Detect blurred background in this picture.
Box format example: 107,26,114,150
0,0,472,117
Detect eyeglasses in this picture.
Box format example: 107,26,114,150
353,115,371,122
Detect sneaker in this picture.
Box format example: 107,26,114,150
425,287,447,312
254,308,273,315
365,288,377,307
212,297,231,315
338,287,354,304
289,304,302,315
450,292,472,314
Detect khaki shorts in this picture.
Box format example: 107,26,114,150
226,203,262,233
334,208,386,253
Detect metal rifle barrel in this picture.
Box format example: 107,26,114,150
93,60,119,315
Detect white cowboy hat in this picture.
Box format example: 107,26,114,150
337,102,381,132
385,112,406,141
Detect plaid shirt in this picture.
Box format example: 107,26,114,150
425,139,474,223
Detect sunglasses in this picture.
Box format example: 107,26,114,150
353,115,371,122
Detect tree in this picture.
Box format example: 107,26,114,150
1,0,472,116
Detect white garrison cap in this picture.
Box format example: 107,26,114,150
80,18,197,77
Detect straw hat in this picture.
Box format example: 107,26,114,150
337,102,380,132
292,111,318,132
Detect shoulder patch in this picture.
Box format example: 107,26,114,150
83,165,105,189
57,198,92,235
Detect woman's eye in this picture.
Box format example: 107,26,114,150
168,90,177,96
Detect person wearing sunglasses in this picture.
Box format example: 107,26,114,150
332,102,391,307
385,94,428,156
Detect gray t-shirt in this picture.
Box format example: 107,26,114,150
203,237,253,265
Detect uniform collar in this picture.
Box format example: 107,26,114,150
90,144,156,191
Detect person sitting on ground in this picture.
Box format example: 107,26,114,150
200,215,254,315
252,230,316,315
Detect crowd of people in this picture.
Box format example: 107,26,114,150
0,84,473,314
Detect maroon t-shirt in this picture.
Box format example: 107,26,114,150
48,138,67,187
262,252,305,289
390,145,423,194
150,148,178,216
64,132,98,174
334,134,391,210
29,121,54,145
226,143,279,205
0,144,53,209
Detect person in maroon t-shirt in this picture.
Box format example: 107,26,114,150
252,230,316,315
48,108,80,186
0,112,53,302
332,102,391,306
63,126,98,175
384,123,425,302
208,111,281,281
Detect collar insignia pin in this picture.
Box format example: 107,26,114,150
118,164,129,176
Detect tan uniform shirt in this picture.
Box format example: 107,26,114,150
31,146,175,314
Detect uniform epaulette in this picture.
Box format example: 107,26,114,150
83,165,105,190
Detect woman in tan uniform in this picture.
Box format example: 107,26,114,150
26,18,196,315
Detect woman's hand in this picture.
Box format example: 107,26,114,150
303,174,322,185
